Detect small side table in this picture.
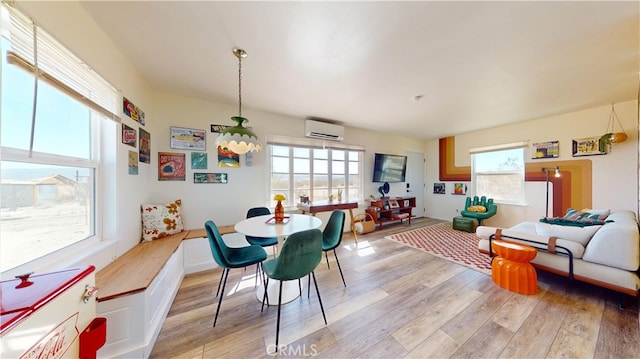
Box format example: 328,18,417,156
491,240,538,295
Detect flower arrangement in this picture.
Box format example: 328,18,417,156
273,193,287,202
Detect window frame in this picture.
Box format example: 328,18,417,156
470,142,526,205
1,3,118,274
267,140,364,207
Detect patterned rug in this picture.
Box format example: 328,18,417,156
385,222,492,274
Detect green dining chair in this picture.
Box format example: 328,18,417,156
205,220,268,327
322,210,347,287
261,228,327,353
246,207,279,256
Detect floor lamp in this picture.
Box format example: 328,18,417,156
542,166,560,217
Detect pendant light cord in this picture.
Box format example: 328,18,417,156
606,102,626,134
238,52,242,117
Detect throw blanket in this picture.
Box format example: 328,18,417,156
539,217,609,227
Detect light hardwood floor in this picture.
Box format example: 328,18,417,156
150,217,640,358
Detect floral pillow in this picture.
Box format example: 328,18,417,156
141,199,184,241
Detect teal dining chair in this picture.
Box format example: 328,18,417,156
205,220,268,327
322,210,347,287
260,228,327,353
245,207,279,256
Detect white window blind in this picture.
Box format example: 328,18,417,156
469,141,528,154
3,4,120,120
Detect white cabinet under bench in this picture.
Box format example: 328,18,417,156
95,233,186,358
94,225,235,358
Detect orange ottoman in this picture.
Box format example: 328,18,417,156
491,240,538,295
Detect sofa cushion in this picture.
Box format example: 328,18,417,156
582,222,640,271
534,222,601,246
508,221,536,233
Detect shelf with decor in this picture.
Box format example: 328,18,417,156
365,196,416,230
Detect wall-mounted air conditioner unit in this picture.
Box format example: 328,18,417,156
305,119,344,141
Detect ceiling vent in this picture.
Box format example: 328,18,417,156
305,119,344,141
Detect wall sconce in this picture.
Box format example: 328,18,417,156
542,166,560,218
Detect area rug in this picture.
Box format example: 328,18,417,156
385,222,492,274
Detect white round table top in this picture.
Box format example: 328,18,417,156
234,214,322,238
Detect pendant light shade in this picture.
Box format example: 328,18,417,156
215,48,261,154
217,116,261,153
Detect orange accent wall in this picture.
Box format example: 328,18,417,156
438,137,592,216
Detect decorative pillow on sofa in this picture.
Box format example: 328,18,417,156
580,208,611,219
563,208,609,222
141,199,184,241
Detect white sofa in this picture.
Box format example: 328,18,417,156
476,210,640,296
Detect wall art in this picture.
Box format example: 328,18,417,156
123,97,145,125
218,146,240,167
572,136,607,156
433,183,446,194
453,183,467,195
122,123,137,147
158,152,185,181
194,172,228,184
191,152,207,169
170,126,206,151
532,140,559,159
139,128,151,164
210,124,230,133
128,150,138,175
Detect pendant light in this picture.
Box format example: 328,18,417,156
603,102,628,144
215,48,262,154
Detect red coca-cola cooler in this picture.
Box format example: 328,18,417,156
1,265,106,359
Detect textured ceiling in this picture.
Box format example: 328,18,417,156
80,1,639,139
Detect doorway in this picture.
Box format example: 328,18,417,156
405,151,425,218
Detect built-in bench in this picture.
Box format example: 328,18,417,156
95,225,234,358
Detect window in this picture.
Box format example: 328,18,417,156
471,143,526,204
0,5,119,272
269,142,363,205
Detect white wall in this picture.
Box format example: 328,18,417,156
425,100,638,227
148,92,427,230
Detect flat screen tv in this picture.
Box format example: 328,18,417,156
372,153,407,183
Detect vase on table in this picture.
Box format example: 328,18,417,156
274,200,285,223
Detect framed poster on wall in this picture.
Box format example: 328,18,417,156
170,126,206,151
572,136,606,156
532,140,559,159
158,152,186,181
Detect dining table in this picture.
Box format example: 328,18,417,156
234,213,322,305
